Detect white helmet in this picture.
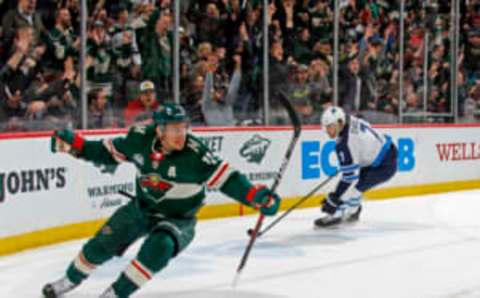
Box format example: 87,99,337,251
321,106,346,127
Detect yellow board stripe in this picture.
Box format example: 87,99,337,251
1,179,479,257
364,179,480,200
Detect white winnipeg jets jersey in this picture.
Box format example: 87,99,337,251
333,116,392,198
337,116,391,169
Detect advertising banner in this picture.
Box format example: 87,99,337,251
1,125,479,239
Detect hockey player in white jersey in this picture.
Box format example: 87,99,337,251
314,106,398,228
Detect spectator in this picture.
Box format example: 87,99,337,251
124,80,160,126
292,27,314,65
312,37,332,65
110,6,142,75
182,75,206,126
87,87,116,129
463,84,480,122
0,0,474,130
287,64,319,124
465,29,480,82
202,54,242,126
404,95,422,120
45,7,79,73
196,42,213,63
294,0,312,29
223,0,244,48
308,58,332,111
140,10,172,97
109,5,143,107
0,25,47,121
269,40,289,96
86,20,114,94
376,84,398,115
0,89,27,130
310,0,333,42
233,20,262,119
457,69,467,118
41,56,79,127
196,2,226,47
2,0,46,47
272,0,298,53
266,39,292,124
339,56,375,114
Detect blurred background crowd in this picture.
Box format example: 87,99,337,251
0,0,478,132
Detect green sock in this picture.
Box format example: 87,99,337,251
112,273,139,298
66,262,88,285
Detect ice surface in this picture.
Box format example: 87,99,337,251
1,190,480,298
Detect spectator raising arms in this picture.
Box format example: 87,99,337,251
0,0,477,131
202,54,242,126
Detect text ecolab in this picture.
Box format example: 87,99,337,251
301,138,415,180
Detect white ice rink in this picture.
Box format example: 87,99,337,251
2,190,480,298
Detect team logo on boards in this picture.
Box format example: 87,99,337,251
240,135,271,164
0,167,67,203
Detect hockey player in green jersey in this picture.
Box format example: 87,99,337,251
42,103,280,298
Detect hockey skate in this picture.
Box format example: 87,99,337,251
42,276,78,298
314,206,362,229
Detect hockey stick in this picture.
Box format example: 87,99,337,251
233,92,301,287
118,190,135,201
248,173,337,238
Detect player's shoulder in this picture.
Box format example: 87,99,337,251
183,134,222,166
347,116,369,136
185,133,211,156
349,116,361,127
125,124,156,143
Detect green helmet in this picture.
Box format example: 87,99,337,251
153,103,189,126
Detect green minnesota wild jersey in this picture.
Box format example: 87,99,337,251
45,27,78,70
79,125,254,218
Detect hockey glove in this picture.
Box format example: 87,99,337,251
246,185,281,216
51,129,85,156
322,193,342,215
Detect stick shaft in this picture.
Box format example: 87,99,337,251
234,92,301,278
258,175,336,237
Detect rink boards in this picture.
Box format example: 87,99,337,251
0,124,479,256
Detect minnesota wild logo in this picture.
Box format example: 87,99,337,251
139,174,172,200
239,134,271,164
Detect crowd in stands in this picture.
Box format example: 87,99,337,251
0,0,478,132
